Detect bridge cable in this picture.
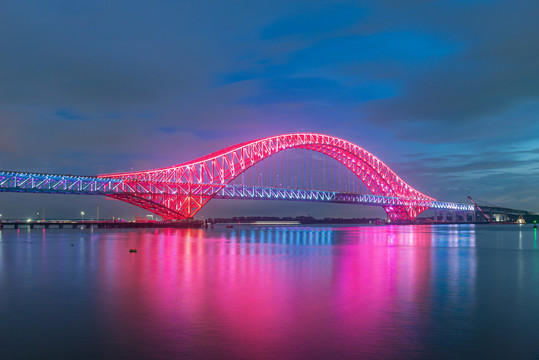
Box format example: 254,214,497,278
269,151,272,187
323,155,326,190
333,158,335,191
298,148,301,189
310,150,313,189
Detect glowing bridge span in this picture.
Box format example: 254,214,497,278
0,133,475,220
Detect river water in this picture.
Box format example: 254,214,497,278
1,224,538,359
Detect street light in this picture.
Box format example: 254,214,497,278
81,211,85,221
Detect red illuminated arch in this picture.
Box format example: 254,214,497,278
100,133,435,220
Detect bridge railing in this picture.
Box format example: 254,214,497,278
215,184,475,210
0,171,124,194
0,171,475,212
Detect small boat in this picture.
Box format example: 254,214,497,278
226,225,233,228
129,248,138,253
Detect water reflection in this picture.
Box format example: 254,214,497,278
1,225,539,359
88,225,482,359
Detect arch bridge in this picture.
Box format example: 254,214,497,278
0,133,475,220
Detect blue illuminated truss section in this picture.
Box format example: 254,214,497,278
429,201,475,211
0,171,474,212
214,185,475,211
0,171,124,195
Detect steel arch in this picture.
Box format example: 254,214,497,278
100,133,435,220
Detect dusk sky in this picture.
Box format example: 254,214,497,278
0,0,538,220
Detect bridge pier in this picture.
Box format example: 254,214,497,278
465,211,476,222
455,211,470,222
434,209,476,223
436,210,454,222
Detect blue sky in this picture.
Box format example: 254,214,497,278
0,0,538,219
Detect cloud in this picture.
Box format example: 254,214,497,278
0,0,538,217
361,1,539,127
53,108,87,121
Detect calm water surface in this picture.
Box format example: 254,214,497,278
1,224,539,359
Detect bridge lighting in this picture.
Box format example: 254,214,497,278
7,133,442,221
81,211,85,221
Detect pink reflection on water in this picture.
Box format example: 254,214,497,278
92,225,477,359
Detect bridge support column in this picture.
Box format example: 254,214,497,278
435,210,445,222
456,211,466,222
434,210,446,222
439,210,456,222
462,211,474,223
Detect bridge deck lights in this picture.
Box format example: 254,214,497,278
0,133,482,221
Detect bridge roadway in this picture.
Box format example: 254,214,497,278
0,219,202,230
214,184,474,210
0,171,474,211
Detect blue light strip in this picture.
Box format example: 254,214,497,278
0,171,124,195
215,184,475,211
0,171,475,211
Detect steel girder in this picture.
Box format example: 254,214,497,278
216,185,474,210
0,171,123,194
216,185,432,206
0,172,473,219
100,133,436,220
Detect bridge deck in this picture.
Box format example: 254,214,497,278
0,171,475,211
